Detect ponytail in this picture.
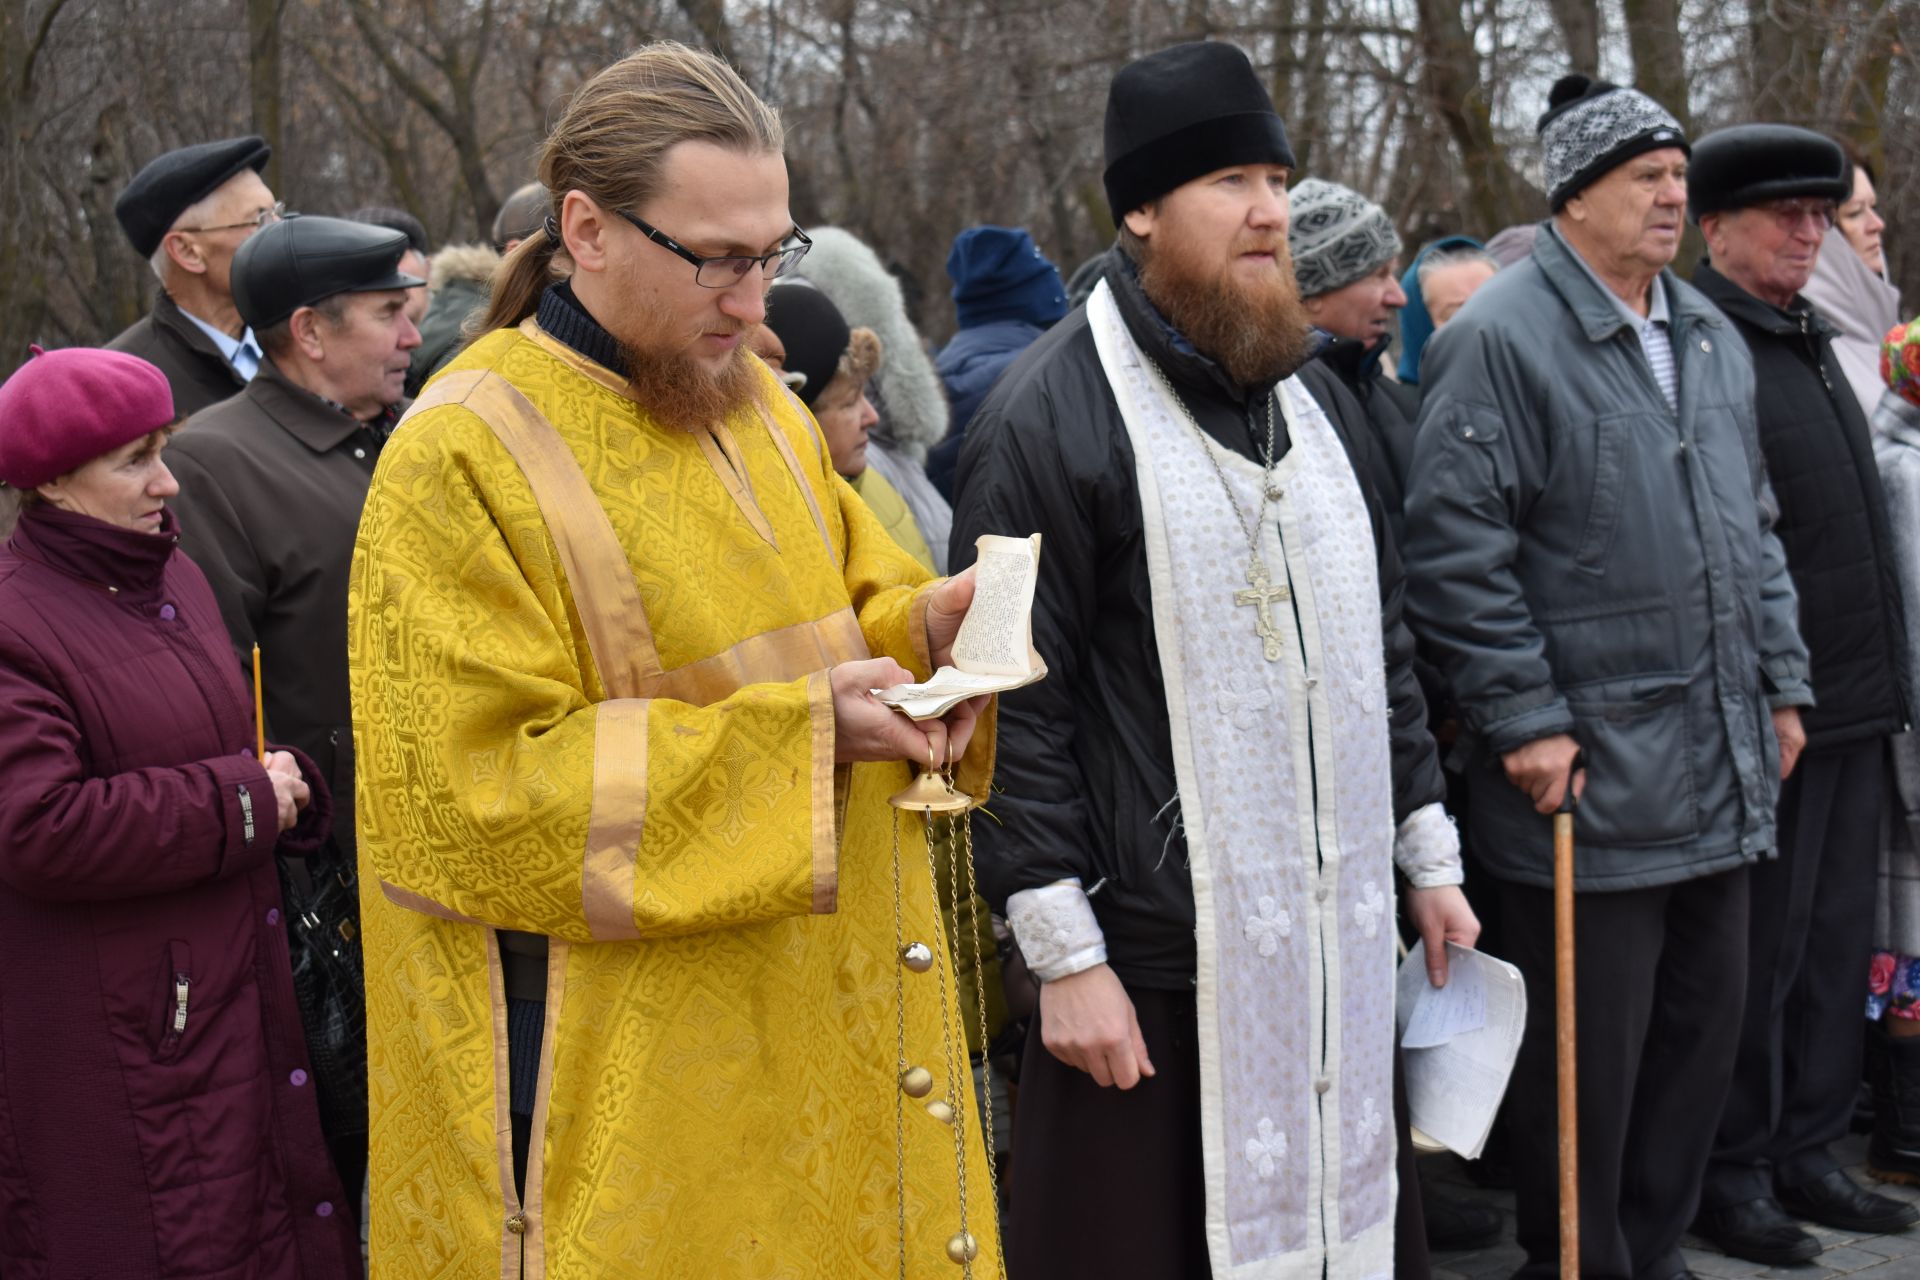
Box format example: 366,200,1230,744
478,222,564,336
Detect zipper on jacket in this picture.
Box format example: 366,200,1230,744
170,975,191,1035
238,784,256,845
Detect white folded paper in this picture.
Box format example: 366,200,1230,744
1395,942,1526,1161
877,533,1048,720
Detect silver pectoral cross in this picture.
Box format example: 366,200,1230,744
1233,556,1290,662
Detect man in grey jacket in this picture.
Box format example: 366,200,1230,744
1404,74,1812,1280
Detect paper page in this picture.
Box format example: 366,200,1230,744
1400,952,1488,1049
1396,942,1527,1160
949,534,1041,678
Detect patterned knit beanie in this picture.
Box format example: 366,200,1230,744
1537,75,1688,210
1883,319,1920,409
1288,179,1402,298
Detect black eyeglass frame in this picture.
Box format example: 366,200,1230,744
616,209,812,288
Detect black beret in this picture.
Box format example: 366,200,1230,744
1102,42,1296,222
114,136,272,259
1687,124,1851,223
232,216,425,330
762,282,850,408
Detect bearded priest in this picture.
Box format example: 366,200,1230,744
347,43,998,1277
950,41,1478,1280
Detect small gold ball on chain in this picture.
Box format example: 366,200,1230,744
946,1231,980,1264
900,942,935,973
900,1066,934,1098
924,1098,956,1125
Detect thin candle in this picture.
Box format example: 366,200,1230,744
252,643,265,762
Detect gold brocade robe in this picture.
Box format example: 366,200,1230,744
347,319,1000,1278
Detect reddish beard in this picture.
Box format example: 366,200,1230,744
618,328,763,427
1135,232,1320,388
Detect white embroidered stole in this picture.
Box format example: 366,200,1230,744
1088,282,1397,1279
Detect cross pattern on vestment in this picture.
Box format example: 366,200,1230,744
1234,557,1290,662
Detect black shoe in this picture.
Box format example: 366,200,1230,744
1421,1182,1501,1251
1777,1167,1920,1234
1692,1197,1823,1266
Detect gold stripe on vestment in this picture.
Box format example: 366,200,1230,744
377,878,487,925
583,700,649,941
651,606,869,706
807,669,839,914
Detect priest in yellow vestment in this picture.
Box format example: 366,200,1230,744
347,45,999,1277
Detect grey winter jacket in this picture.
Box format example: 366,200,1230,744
1404,223,1812,891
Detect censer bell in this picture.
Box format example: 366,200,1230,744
889,741,972,812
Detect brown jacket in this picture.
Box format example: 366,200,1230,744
166,357,401,859
107,291,250,418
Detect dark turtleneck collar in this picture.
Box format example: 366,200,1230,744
9,504,180,602
1103,243,1327,412
536,280,629,377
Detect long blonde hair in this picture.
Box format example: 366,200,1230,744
480,43,785,335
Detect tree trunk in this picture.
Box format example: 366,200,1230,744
248,0,282,193
1546,0,1600,78
1622,0,1690,129
1412,0,1532,231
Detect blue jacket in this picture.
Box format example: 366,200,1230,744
927,319,1044,498
1404,224,1812,890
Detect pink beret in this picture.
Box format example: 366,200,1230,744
0,346,175,490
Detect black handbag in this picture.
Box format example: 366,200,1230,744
277,841,369,1142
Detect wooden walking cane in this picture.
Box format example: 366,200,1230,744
1555,749,1586,1279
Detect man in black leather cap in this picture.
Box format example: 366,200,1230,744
164,214,423,1214
952,40,1476,1280
108,136,282,416
1690,123,1918,1265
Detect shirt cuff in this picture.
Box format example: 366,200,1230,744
1393,802,1464,888
1007,879,1108,982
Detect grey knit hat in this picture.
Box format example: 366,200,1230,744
1537,75,1687,210
1288,178,1402,298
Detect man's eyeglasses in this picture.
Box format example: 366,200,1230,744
617,209,811,288
177,201,290,235
1761,198,1837,232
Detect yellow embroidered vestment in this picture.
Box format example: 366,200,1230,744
347,319,998,1277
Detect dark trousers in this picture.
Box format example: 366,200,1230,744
1005,984,1428,1279
1706,741,1884,1203
1500,870,1749,1280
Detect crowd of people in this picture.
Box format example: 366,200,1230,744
0,34,1914,1280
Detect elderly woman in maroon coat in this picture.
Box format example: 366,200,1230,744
0,347,359,1278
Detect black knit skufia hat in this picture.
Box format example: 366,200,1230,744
763,282,851,409
1686,124,1851,223
1536,74,1687,211
1102,42,1297,222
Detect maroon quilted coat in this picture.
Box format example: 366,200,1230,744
0,505,359,1279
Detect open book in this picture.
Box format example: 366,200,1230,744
876,533,1049,721
1395,941,1527,1160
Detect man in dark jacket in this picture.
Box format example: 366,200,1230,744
926,224,1068,497
165,214,422,1208
952,41,1476,1279
1291,178,1418,534
1688,124,1918,1262
107,136,282,417
1404,76,1813,1280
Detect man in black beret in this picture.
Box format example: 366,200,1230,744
1688,124,1917,1264
163,214,423,1218
952,40,1476,1278
106,136,281,416
1403,77,1814,1280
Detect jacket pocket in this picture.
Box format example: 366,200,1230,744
1573,413,1630,574
154,940,192,1062
1564,673,1700,847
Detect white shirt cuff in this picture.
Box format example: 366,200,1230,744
1007,879,1109,982
1393,802,1464,888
